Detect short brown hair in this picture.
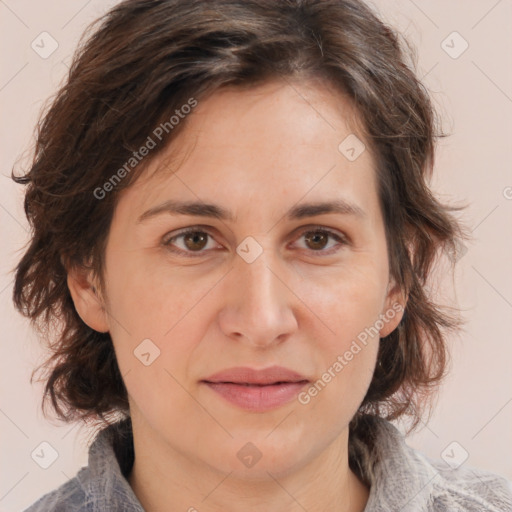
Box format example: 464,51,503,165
13,0,466,442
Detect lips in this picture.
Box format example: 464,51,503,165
203,365,309,385
201,366,310,411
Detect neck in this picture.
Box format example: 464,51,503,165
127,416,370,512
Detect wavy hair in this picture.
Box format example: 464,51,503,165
12,0,467,482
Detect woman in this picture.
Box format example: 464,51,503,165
12,0,512,510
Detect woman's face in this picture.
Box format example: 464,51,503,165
74,79,404,477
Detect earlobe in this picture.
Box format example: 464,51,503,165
66,266,110,333
379,280,406,338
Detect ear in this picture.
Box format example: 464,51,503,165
378,278,406,338
66,264,110,333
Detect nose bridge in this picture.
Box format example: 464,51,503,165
240,245,279,308
220,239,297,346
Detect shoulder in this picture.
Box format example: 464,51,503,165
23,468,91,512
426,455,512,512
23,418,141,512
356,415,512,512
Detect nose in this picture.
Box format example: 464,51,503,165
217,247,299,349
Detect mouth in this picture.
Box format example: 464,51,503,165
201,366,310,411
205,381,309,386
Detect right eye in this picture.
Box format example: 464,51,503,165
162,227,222,257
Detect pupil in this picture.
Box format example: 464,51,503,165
306,231,327,250
185,232,207,250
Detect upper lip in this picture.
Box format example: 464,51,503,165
202,366,310,385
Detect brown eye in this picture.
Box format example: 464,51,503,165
163,228,218,256
304,231,330,251
182,231,209,251
295,227,347,255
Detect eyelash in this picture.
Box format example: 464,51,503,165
161,225,348,258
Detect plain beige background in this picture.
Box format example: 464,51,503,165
1,0,511,510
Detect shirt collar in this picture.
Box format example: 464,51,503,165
80,417,144,511
358,415,440,511
81,414,439,511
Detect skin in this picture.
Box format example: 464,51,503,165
68,78,405,512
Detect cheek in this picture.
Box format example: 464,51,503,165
300,294,380,429
102,256,207,408
293,267,384,409
104,245,211,340
298,263,388,342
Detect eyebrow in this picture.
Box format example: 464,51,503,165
137,198,366,224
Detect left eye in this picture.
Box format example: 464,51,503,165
295,228,346,254
162,226,347,257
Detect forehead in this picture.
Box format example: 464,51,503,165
115,78,378,223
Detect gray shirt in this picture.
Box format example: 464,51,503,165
24,415,512,511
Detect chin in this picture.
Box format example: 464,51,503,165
205,436,314,480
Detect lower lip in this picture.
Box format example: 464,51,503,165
203,381,308,412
